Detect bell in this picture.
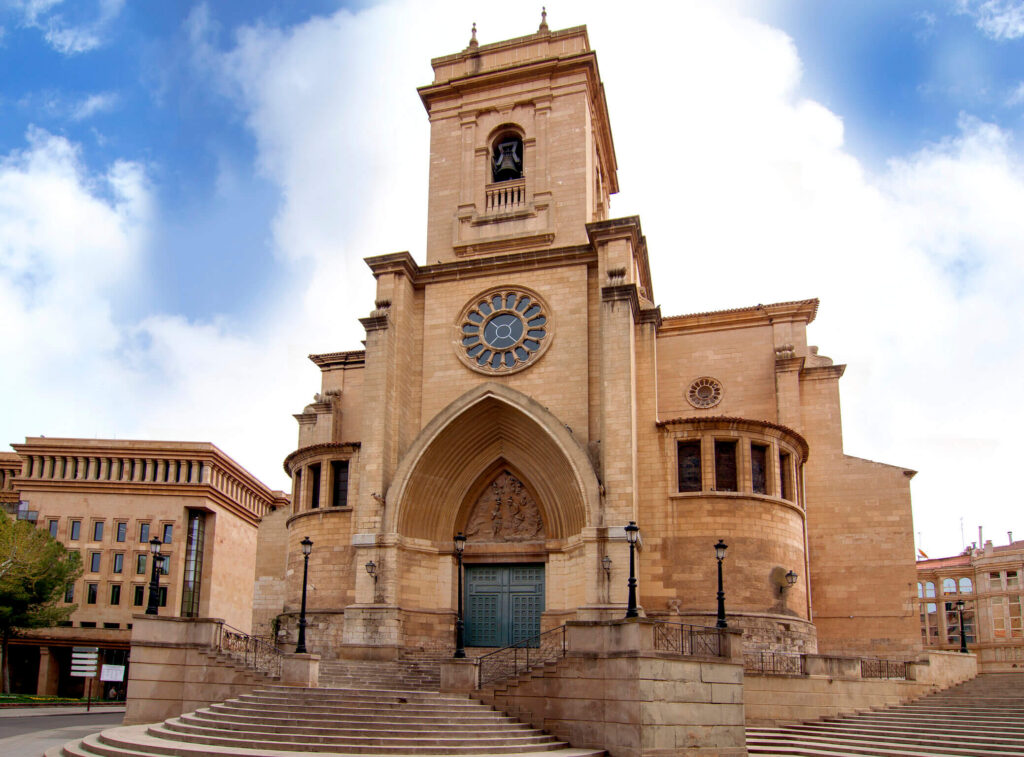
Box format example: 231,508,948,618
492,140,522,181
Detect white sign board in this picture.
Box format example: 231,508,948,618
71,646,99,678
100,664,125,682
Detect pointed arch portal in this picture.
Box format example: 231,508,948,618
385,384,599,543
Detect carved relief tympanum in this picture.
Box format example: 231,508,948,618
464,470,545,543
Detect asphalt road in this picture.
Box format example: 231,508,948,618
0,707,126,757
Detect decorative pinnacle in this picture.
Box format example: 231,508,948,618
539,7,548,32
469,21,478,49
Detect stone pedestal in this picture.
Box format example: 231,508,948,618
440,659,478,692
280,652,320,687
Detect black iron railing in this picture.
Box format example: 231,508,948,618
652,622,724,657
217,622,282,677
477,625,567,687
860,658,907,679
744,650,805,675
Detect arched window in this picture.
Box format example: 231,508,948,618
925,581,936,598
943,577,956,594
959,577,973,594
492,133,524,182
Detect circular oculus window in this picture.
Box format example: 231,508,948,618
687,377,723,409
457,289,551,374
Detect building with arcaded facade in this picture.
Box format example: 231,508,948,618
917,537,1024,672
3,437,287,697
260,21,922,663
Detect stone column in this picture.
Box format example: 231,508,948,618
36,646,60,695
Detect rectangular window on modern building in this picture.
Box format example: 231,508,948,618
90,553,101,572
70,520,81,540
116,522,127,542
86,583,98,604
64,583,74,603
751,444,768,494
677,441,701,493
331,460,349,508
136,554,147,574
158,586,167,607
133,585,144,606
180,510,206,618
714,441,737,492
162,523,173,544
48,519,59,538
139,522,150,543
779,451,792,501
79,621,96,628
309,463,321,509
110,584,121,606
92,521,104,541
113,553,123,574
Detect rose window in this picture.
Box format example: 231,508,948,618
687,377,723,409
458,289,550,374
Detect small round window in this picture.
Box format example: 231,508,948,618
456,288,551,375
687,377,723,409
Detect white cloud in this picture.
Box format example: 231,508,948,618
958,0,1024,40
70,91,117,120
12,0,125,54
1008,81,1024,105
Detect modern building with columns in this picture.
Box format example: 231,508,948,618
261,21,922,662
2,437,287,697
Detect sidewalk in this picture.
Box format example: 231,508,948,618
0,705,126,717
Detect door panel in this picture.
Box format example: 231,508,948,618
465,564,544,647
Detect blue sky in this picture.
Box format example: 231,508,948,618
2,0,1023,558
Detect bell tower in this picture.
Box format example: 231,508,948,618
418,20,619,262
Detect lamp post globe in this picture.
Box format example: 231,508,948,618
714,540,728,628
453,532,467,658
145,537,163,615
295,537,313,654
625,522,640,618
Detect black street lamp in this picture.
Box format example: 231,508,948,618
295,537,313,654
957,599,968,654
625,522,640,618
714,540,728,628
145,537,163,615
453,532,467,658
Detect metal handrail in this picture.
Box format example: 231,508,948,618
652,622,725,657
743,650,805,675
860,658,907,679
477,625,567,688
216,622,283,677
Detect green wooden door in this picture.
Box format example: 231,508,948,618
465,564,544,647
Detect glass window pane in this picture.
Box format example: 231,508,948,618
116,522,127,542
70,521,81,540
751,444,768,494
139,523,150,543
714,441,737,492
942,578,956,594
162,524,173,544
48,520,59,538
959,577,973,594
677,441,701,493
93,521,103,541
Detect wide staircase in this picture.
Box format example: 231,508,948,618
746,672,1024,755
49,658,605,757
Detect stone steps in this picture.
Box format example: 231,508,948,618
50,673,605,756
747,673,1024,756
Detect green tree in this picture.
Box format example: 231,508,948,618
0,511,82,693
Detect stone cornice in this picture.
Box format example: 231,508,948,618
800,364,847,381
308,350,366,368
366,245,597,287
283,442,362,476
659,299,820,335
601,284,641,321
656,416,809,461
586,216,654,302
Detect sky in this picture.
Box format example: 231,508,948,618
1,0,1022,560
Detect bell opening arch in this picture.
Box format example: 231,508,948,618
384,383,601,544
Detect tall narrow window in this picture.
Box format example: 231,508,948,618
136,554,147,575
1011,595,1023,639
70,520,81,540
133,585,144,606
180,511,206,618
162,523,173,544
110,584,121,606
959,577,973,594
48,519,59,538
492,134,524,182
92,521,104,541
139,523,150,543
116,522,127,542
779,451,792,501
714,441,737,492
64,583,75,603
293,469,302,512
751,444,768,494
330,460,349,508
113,553,123,574
87,583,98,604
90,553,101,572
677,441,701,493
309,463,321,509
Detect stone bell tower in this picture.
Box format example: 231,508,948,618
418,20,619,261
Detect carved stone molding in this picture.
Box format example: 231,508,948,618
464,470,545,543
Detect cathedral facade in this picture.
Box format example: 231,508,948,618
261,22,921,662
